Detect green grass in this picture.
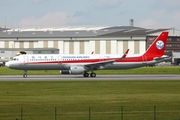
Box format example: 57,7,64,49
0,66,180,119
0,66,180,75
0,81,180,120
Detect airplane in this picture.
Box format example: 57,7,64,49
5,31,169,78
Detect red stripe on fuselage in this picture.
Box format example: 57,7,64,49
25,56,155,65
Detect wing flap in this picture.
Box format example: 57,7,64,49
84,60,115,70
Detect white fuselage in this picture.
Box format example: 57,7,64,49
5,54,166,71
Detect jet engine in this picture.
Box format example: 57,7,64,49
60,66,85,74
60,70,70,74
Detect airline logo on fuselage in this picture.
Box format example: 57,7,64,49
156,40,164,50
63,56,90,59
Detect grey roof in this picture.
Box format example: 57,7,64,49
0,27,9,31
100,28,169,37
0,26,170,38
101,26,146,30
0,48,59,51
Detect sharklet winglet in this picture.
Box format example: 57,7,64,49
120,49,129,59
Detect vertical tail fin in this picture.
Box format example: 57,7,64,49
143,31,169,57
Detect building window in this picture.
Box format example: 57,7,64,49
1,51,5,53
38,51,41,53
149,37,154,40
168,38,172,41
51,51,54,53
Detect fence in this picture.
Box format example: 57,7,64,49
0,106,180,120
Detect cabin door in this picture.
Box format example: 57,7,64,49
24,56,28,65
58,55,62,64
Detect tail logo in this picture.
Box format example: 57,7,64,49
156,40,164,50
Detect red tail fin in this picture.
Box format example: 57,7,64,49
143,31,169,57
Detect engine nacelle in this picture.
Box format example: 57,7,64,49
60,70,70,74
60,66,85,75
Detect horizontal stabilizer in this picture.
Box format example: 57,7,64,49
154,56,171,61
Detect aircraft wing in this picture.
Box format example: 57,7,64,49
84,59,115,70
84,49,129,70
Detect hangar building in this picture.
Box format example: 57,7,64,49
0,26,180,64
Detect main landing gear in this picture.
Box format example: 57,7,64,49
23,70,27,78
83,72,96,77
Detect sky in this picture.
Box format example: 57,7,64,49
0,0,180,29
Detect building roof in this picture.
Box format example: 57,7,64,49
0,26,171,38
0,48,59,51
0,27,9,31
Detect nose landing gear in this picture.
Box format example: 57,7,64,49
23,70,27,78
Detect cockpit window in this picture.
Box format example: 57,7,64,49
11,58,19,61
15,51,27,56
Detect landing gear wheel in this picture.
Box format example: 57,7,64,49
23,74,27,78
23,70,27,78
90,73,96,77
83,72,89,77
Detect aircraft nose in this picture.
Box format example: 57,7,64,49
5,62,10,67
